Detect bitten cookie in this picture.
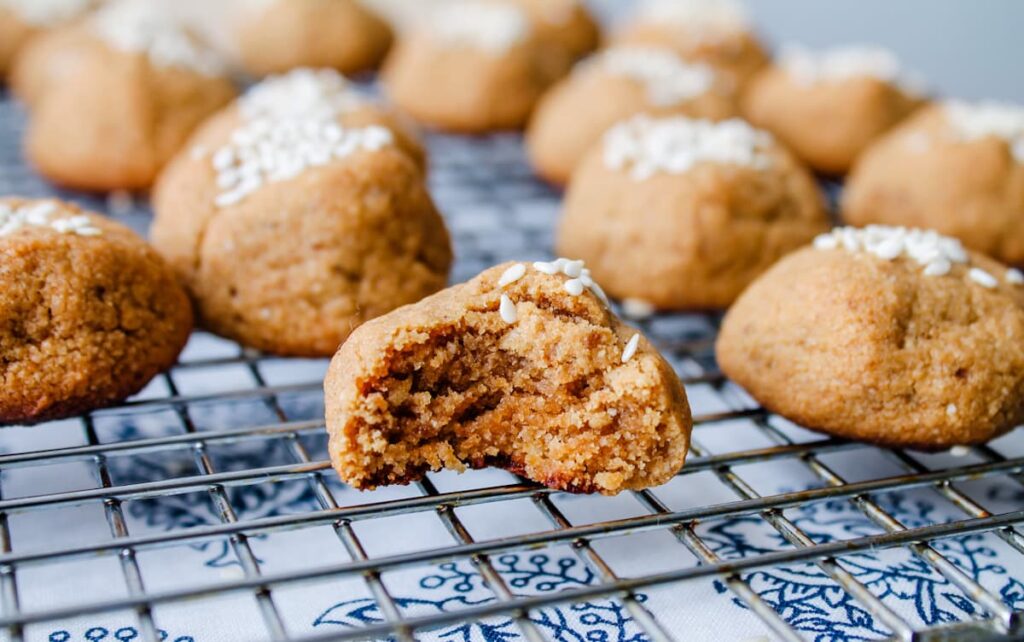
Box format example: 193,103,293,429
0,198,192,424
236,0,393,77
325,259,692,495
717,226,1024,450
527,46,738,185
0,0,95,78
742,44,924,175
382,0,562,133
843,101,1024,266
22,0,237,192
152,91,451,357
557,115,827,309
613,0,768,88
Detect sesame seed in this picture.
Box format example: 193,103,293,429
621,333,641,363
0,201,102,238
564,279,585,296
592,47,715,109
922,259,951,277
241,68,365,122
532,261,559,275
1007,268,1024,285
946,403,957,416
498,263,526,287
562,259,585,278
968,267,998,289
499,294,517,324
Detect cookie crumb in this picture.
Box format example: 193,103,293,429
622,298,656,319
499,294,518,324
603,115,773,181
968,267,998,289
498,263,527,286
621,333,641,363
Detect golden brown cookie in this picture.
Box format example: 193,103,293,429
22,0,237,192
236,0,393,77
325,259,692,495
509,0,599,62
0,0,96,78
613,0,768,89
557,115,827,309
843,101,1024,266
742,45,925,175
382,0,560,133
0,198,193,424
527,46,739,185
152,106,451,357
717,226,1024,450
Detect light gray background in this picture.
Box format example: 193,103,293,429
594,0,1023,101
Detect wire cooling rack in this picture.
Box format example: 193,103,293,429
1,87,1024,642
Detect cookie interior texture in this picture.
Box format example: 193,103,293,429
325,263,692,495
716,246,1024,450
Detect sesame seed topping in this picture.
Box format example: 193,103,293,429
3,0,94,27
621,334,641,363
637,0,750,36
426,1,529,53
779,44,922,90
0,201,102,237
499,294,518,324
968,267,998,289
240,68,366,122
584,47,717,108
814,226,974,276
945,100,1024,163
531,257,609,306
211,119,394,208
1007,268,1024,285
621,298,656,319
91,0,225,76
603,115,773,181
498,263,527,287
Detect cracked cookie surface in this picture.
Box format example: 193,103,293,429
0,198,192,424
325,261,692,495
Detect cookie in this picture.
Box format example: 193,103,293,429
152,99,452,357
0,198,193,424
557,115,827,309
843,101,1024,266
382,0,561,133
22,0,237,192
717,226,1024,450
509,0,600,62
742,44,924,175
0,0,95,78
236,0,393,77
527,46,738,185
325,259,692,495
613,0,768,88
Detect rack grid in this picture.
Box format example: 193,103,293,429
1,87,1024,642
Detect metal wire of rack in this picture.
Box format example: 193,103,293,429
1,86,1024,642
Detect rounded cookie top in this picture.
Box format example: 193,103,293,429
325,258,692,495
152,99,450,357
0,198,193,424
842,101,1024,265
717,225,1024,450
557,114,827,309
